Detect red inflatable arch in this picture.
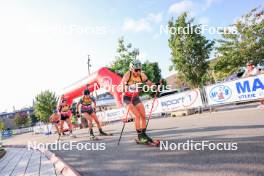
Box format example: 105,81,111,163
61,67,123,107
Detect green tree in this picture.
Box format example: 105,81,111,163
14,112,28,128
34,90,58,123
110,37,139,76
214,6,264,79
168,12,214,87
14,113,21,127
110,37,164,97
110,37,162,83
142,61,162,84
0,120,5,131
29,113,38,126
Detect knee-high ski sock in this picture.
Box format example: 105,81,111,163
90,129,94,136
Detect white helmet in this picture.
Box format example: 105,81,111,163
129,59,142,71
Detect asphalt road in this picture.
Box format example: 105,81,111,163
3,108,264,176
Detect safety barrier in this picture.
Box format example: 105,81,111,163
97,74,264,122
97,88,204,122
33,124,53,134
0,127,34,138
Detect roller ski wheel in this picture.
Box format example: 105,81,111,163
90,136,99,141
99,129,113,136
135,139,160,147
69,134,77,138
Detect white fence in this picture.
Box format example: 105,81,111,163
12,127,34,135
33,124,53,134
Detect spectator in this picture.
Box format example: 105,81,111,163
242,61,259,78
243,61,264,108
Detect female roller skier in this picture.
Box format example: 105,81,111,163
121,59,160,144
78,88,112,140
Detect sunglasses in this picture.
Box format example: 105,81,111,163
134,69,141,72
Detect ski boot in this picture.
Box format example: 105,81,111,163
90,129,98,140
142,129,153,143
142,129,160,146
136,129,148,144
135,129,160,147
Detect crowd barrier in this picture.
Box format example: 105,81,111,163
0,127,34,138
97,74,264,123
97,88,204,123
33,124,53,134
8,75,262,132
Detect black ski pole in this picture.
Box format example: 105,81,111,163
117,93,134,146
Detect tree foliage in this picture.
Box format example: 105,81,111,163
29,113,38,126
34,90,58,123
168,12,214,87
142,61,162,84
213,6,264,79
110,37,162,82
14,112,29,128
0,120,5,131
110,37,139,76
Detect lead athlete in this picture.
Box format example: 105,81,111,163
121,59,160,144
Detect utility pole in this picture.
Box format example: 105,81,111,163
87,55,91,76
86,55,97,98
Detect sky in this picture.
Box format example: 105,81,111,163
0,0,263,112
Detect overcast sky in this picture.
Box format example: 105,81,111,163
0,0,262,112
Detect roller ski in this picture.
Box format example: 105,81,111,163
69,133,77,138
99,129,113,136
135,129,160,147
63,129,77,138
135,138,160,147
57,131,76,141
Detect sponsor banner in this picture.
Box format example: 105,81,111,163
96,89,203,122
96,112,105,122
206,74,264,105
102,108,129,122
144,99,162,115
159,89,203,112
1,130,12,138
